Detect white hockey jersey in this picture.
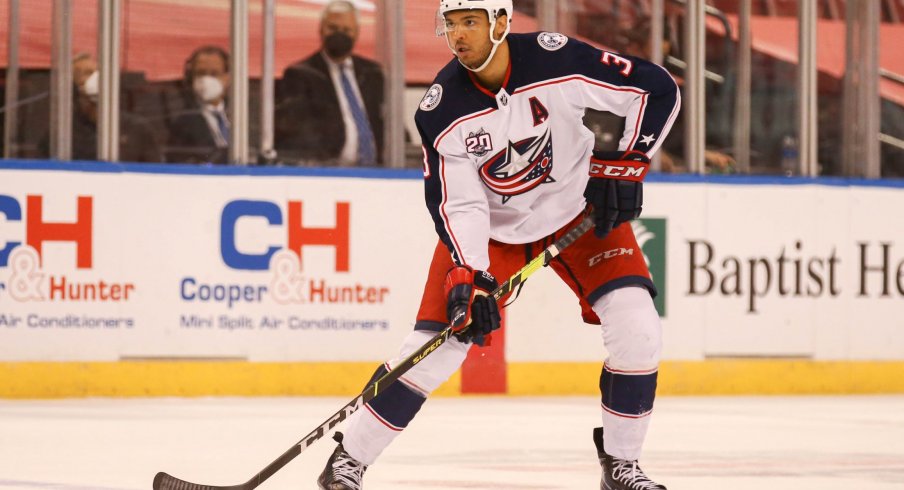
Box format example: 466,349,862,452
415,32,681,271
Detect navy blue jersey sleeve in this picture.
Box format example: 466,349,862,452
414,62,496,270
512,33,680,155
417,116,462,265
567,39,680,154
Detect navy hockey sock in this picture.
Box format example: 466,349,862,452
599,364,658,418
362,365,427,430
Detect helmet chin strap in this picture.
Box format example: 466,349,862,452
460,36,503,73
446,13,510,73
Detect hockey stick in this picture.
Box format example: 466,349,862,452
153,215,594,490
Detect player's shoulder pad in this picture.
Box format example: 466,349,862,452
534,31,571,52
415,59,487,146
416,59,459,114
507,32,600,82
508,31,591,55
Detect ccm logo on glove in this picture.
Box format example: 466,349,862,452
588,160,649,181
583,150,650,239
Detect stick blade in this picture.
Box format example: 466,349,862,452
153,472,248,490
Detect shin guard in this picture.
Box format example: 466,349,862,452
599,364,658,460
362,364,428,431
593,286,662,460
340,330,469,465
600,364,657,419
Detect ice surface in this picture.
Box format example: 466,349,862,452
0,396,902,489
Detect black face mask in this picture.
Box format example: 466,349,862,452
324,32,355,58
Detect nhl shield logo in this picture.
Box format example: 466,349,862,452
537,32,568,51
419,84,443,111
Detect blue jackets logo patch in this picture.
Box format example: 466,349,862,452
478,128,556,203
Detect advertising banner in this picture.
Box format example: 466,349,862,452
0,165,434,362
507,180,904,363
1,164,902,368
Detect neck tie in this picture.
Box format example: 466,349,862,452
339,66,377,166
214,110,230,146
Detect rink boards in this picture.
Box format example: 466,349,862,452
0,161,902,397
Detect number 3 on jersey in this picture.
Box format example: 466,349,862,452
601,51,634,76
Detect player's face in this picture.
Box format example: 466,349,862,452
443,10,494,70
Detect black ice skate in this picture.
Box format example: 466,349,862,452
593,427,666,490
317,432,368,490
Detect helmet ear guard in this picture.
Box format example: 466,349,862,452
437,0,513,73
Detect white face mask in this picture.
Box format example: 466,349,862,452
193,75,224,103
83,71,99,102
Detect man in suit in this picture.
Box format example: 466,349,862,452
276,0,385,166
167,46,232,164
39,53,162,163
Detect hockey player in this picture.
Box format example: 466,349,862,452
318,1,680,489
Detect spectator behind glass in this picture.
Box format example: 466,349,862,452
275,0,385,166
40,53,162,163
583,16,736,174
166,46,232,164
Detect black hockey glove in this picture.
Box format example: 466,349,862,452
583,149,651,238
444,265,501,346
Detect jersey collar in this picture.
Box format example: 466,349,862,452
466,58,512,99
